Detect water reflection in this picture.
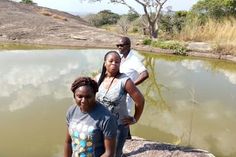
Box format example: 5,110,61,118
0,49,236,157
0,49,106,112
134,53,236,157
142,54,169,110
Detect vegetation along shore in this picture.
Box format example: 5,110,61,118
0,0,236,63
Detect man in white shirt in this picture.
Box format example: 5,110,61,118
116,36,149,139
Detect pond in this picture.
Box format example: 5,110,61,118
0,49,236,157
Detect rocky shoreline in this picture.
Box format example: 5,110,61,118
134,43,236,63
2,38,236,64
123,137,215,157
1,0,236,64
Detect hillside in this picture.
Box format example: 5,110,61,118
0,0,120,48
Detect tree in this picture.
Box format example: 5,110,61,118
84,0,168,38
117,15,130,34
126,11,139,21
191,0,236,20
114,0,168,38
85,10,120,27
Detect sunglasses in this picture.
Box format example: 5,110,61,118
116,43,129,47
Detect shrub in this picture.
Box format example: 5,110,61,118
143,39,187,55
21,0,33,4
142,38,152,45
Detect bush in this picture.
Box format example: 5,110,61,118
142,39,187,55
142,38,152,45
21,0,33,4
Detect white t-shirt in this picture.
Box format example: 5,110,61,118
120,50,147,114
120,50,146,82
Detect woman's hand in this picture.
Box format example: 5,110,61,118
122,116,137,126
124,79,145,124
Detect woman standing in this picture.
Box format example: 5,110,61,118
96,51,145,157
64,77,117,157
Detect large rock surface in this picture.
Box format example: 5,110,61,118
124,137,215,157
0,0,120,48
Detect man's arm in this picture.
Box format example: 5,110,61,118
134,70,149,86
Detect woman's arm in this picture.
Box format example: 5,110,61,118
64,128,72,157
123,79,145,125
101,137,116,157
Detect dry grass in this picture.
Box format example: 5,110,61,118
39,9,67,21
52,14,67,21
39,9,53,16
176,17,236,55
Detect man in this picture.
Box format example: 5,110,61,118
116,36,149,139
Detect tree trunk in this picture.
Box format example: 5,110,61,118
149,22,158,38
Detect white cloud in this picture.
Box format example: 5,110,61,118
219,69,236,85
181,60,205,72
169,80,185,89
0,49,106,111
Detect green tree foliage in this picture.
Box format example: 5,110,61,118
21,0,33,4
174,11,189,32
160,12,173,35
191,0,236,19
142,38,187,55
126,11,139,22
160,11,188,35
87,10,120,27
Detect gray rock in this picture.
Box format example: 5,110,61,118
187,42,213,52
123,137,215,157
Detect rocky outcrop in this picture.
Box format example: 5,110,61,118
0,0,120,48
123,137,215,157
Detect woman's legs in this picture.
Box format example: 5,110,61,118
116,125,128,157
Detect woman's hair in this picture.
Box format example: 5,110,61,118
97,51,121,87
71,77,98,95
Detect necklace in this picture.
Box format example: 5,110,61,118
104,76,116,96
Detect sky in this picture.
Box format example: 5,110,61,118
14,0,199,15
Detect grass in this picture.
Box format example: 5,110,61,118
176,17,236,55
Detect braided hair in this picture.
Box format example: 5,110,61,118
97,51,121,87
71,77,98,97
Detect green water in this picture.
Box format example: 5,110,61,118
0,49,235,157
